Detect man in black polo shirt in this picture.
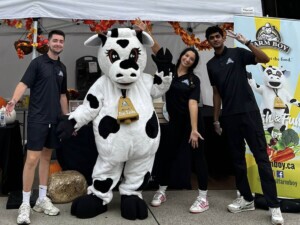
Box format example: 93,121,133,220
205,26,284,225
6,30,68,225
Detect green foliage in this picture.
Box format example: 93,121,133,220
264,130,272,144
281,128,299,147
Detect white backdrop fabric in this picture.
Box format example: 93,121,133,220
0,0,262,22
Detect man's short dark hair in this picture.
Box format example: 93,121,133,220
48,30,65,40
205,25,223,40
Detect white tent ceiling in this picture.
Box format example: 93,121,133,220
0,0,262,22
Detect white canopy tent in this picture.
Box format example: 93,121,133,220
0,0,262,22
0,1,263,106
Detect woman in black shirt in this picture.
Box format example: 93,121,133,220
135,18,209,213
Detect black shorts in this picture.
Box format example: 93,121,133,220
27,123,59,151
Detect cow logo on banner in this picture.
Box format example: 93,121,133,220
253,22,290,53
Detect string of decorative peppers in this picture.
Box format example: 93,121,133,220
169,21,234,51
80,20,233,52
2,18,234,58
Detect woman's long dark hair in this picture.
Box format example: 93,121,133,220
175,47,200,74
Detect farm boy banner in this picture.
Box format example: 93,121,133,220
234,16,300,198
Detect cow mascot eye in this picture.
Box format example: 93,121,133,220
276,71,282,77
107,49,120,63
129,48,140,63
266,69,272,75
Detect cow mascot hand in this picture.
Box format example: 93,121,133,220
67,28,172,220
56,115,76,140
152,48,174,77
151,48,173,98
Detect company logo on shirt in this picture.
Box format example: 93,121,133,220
181,79,189,86
57,70,64,77
226,58,234,64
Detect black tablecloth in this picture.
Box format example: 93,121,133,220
56,123,98,185
0,121,23,194
56,122,194,190
56,109,234,190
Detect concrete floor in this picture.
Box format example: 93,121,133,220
1,190,300,225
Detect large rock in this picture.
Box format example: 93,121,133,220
48,170,87,203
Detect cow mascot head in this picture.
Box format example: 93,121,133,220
86,28,153,89
263,65,286,90
248,65,300,135
57,28,172,220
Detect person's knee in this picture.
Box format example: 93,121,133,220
40,148,53,161
25,150,41,167
25,156,39,168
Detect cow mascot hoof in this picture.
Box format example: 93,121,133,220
71,194,107,218
121,195,148,220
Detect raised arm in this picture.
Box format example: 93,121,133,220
134,18,161,54
248,42,270,64
227,30,270,63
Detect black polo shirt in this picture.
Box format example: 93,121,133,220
21,54,67,124
207,46,259,116
166,72,200,119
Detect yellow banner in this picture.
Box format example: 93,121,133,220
235,16,300,198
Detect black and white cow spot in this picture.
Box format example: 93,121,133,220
98,116,120,139
136,172,151,191
94,178,113,193
145,112,159,139
87,94,99,109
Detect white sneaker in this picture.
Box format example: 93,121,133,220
151,191,166,207
189,197,209,213
227,196,255,213
33,197,60,215
17,203,31,225
270,207,284,225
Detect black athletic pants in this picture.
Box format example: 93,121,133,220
222,110,280,208
157,112,208,191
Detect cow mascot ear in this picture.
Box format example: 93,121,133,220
84,30,154,47
135,30,154,47
84,32,108,47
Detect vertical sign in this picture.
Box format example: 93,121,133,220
234,15,300,198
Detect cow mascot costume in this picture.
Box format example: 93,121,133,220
57,28,172,220
248,65,300,134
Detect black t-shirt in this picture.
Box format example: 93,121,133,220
207,46,259,116
21,54,67,124
166,72,200,119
